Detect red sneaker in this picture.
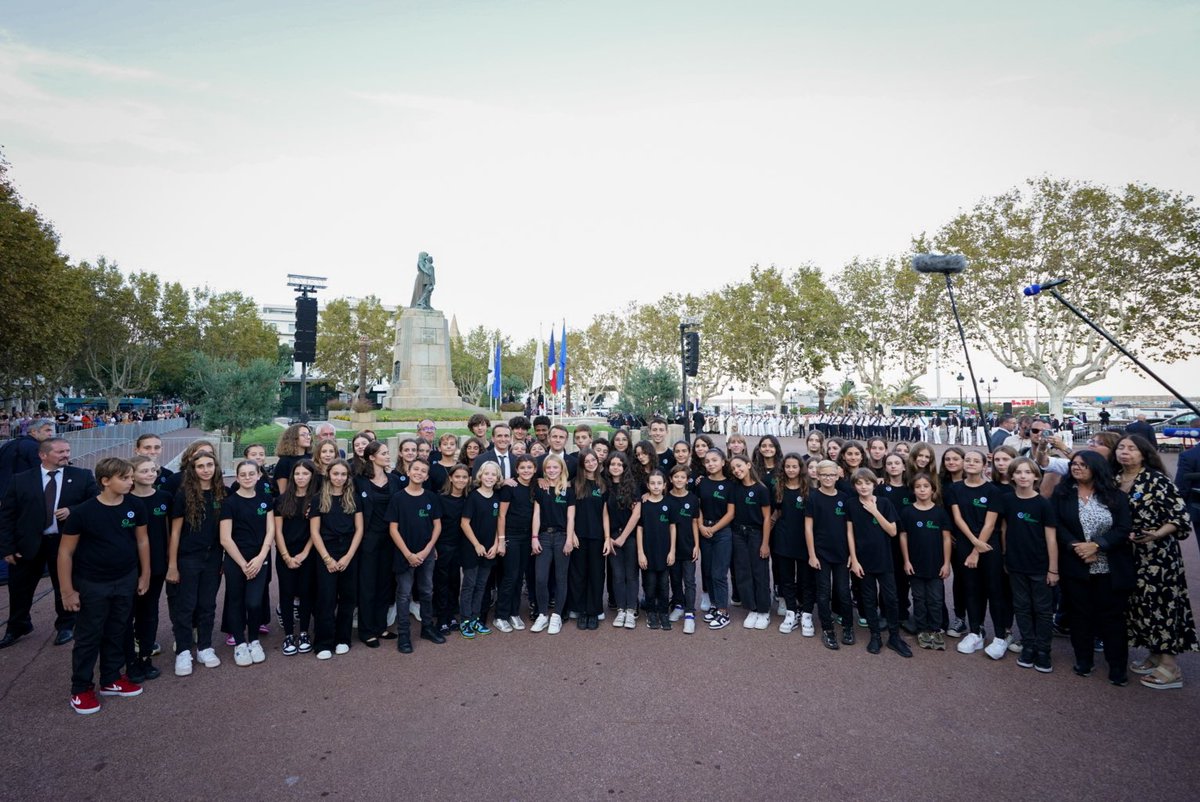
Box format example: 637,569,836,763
99,676,143,697
71,690,101,715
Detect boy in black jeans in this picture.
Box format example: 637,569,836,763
59,457,150,715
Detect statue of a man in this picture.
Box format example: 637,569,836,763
410,251,435,310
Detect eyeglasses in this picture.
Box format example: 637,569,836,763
817,473,838,478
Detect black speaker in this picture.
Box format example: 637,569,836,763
294,297,318,363
1002,401,1013,414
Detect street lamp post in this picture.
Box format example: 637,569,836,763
979,376,998,414
956,372,965,415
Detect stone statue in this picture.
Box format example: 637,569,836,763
410,251,435,310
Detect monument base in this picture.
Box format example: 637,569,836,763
382,307,465,411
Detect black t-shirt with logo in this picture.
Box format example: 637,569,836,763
875,482,914,512
274,495,313,554
461,489,500,564
695,477,734,525
898,505,952,579
220,490,273,556
500,482,538,538
731,482,770,528
639,495,674,570
133,490,172,575
772,486,808,559
386,489,442,554
946,480,999,558
171,488,222,557
535,486,573,532
316,493,360,542
805,490,851,564
63,496,146,582
437,493,466,554
995,493,1057,574
665,492,699,554
847,495,897,574
573,483,606,540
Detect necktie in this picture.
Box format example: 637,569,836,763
500,454,509,480
45,470,58,530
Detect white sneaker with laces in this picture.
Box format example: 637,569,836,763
597,611,605,621
668,605,684,622
316,649,333,660
548,614,563,635
683,615,696,634
776,597,787,616
334,643,350,655
196,648,221,668
249,640,266,664
510,616,526,631
984,637,1009,660
700,592,712,612
493,618,513,633
743,612,759,629
754,612,770,630
613,609,627,628
531,614,550,633
624,611,636,629
800,612,815,637
174,651,193,676
233,643,252,667
957,632,985,654
779,611,797,634
1008,637,1023,654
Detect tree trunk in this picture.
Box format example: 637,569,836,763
772,389,784,413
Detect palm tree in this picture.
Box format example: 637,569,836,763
888,378,929,406
834,379,859,412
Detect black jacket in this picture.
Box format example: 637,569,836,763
1052,487,1134,591
0,466,100,558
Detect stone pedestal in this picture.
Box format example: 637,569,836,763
383,307,464,410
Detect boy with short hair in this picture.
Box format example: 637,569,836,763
573,424,593,452
59,457,150,714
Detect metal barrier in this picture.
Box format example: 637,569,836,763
59,419,190,469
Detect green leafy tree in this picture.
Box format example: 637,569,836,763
616,365,680,421
451,325,510,404
888,377,929,405
833,378,860,412
922,177,1200,416
313,296,395,392
188,354,284,452
191,288,280,366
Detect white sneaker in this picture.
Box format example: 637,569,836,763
233,643,252,667
754,611,770,630
668,605,684,622
984,637,1009,660
800,612,815,637
334,643,350,655
597,611,605,621
957,632,985,654
1008,638,1023,654
409,601,421,620
776,597,787,616
683,615,696,634
568,611,579,620
174,651,193,676
493,618,513,633
700,592,712,612
624,611,636,629
742,612,758,629
509,616,525,631
196,648,221,668
613,609,627,628
548,614,563,635
531,614,550,633
779,611,798,634
249,640,266,664
316,649,333,660
387,603,397,627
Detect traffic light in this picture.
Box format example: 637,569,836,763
683,331,700,377
294,296,318,363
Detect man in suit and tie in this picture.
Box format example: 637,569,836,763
0,437,100,648
989,414,1018,452
476,423,517,485
0,418,56,497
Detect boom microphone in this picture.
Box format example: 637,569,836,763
911,254,966,275
1022,277,1070,296
1163,428,1200,439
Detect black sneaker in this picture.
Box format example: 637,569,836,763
707,611,730,630
887,634,913,658
1017,647,1035,668
1072,663,1093,677
1035,652,1053,673
842,627,856,646
661,614,673,632
646,612,660,630
577,615,588,630
420,627,446,645
127,660,147,684
822,630,840,650
867,634,882,654
586,615,599,630
438,623,451,636
397,638,413,654
297,632,312,654
282,635,298,656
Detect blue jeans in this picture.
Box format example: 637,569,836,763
395,557,435,635
699,526,732,609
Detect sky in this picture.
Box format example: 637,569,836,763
2,1,1199,401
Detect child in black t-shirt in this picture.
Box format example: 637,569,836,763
983,457,1059,673
805,460,854,650
899,473,952,650
847,469,910,657
386,458,444,651
219,460,275,667
666,465,700,634
637,472,676,630
124,456,172,682
59,458,150,715
309,460,363,659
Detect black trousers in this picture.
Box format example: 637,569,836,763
497,535,531,618
356,533,394,640
6,533,74,633
72,571,135,694
860,570,900,635
731,524,771,614
964,549,1010,638
910,576,944,633
775,554,815,614
222,554,269,645
669,556,697,612
433,539,461,625
1062,573,1129,680
275,551,316,637
314,538,358,652
124,573,165,664
1010,572,1053,654
815,561,851,632
568,538,605,617
889,538,911,620
642,568,670,614
167,551,222,654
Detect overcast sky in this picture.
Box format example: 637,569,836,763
3,1,1198,401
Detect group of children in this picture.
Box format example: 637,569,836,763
55,419,1082,715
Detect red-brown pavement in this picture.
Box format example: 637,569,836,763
1,432,1197,799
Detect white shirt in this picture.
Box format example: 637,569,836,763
41,465,63,535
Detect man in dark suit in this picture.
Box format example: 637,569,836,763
0,437,100,648
475,423,516,484
0,418,55,497
1176,440,1200,543
1124,414,1158,447
988,414,1018,452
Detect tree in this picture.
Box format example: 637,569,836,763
616,365,679,421
833,379,860,411
569,308,640,402
0,157,91,407
888,377,929,405
721,265,845,412
451,325,509,404
188,354,284,452
190,288,281,366
834,255,940,409
923,177,1200,416
313,296,395,392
